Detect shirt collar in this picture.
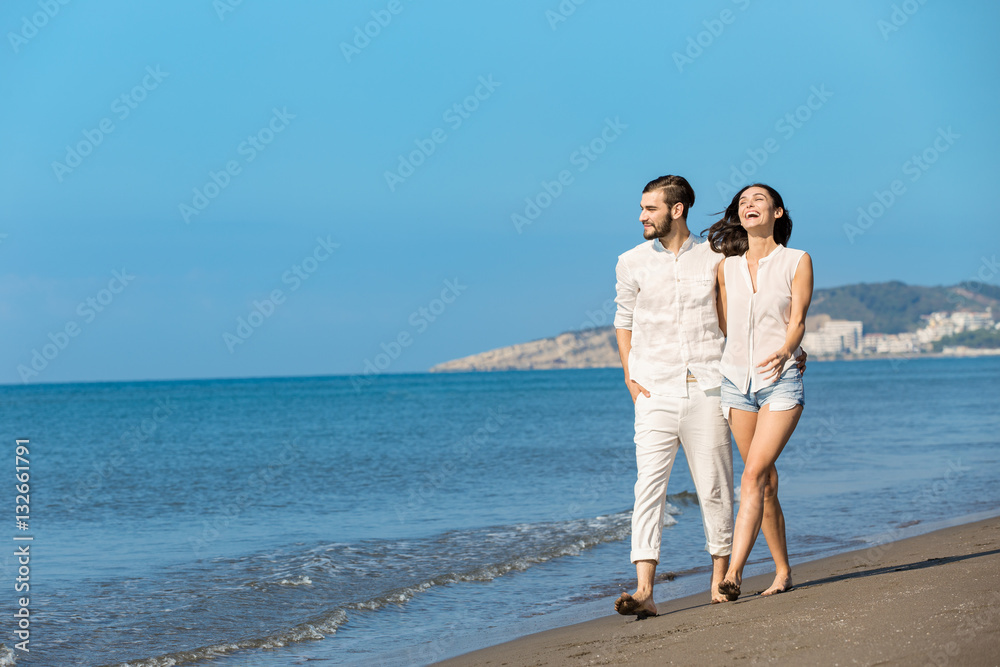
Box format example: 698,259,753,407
654,233,698,256
757,244,784,263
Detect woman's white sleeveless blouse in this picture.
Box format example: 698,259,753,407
720,245,806,394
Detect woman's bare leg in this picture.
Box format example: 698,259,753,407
759,466,792,595
720,404,802,598
725,406,755,595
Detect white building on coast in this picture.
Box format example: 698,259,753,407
917,309,994,344
803,318,863,356
789,310,995,358
862,333,920,354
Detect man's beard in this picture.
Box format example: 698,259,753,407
642,215,673,239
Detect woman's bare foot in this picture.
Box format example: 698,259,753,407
761,572,792,596
718,577,741,601
615,591,658,619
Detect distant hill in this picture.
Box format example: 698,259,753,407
809,281,999,334
430,282,999,372
430,327,620,373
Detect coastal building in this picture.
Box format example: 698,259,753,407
950,310,994,331
822,320,863,352
802,319,863,356
863,333,919,354
918,310,995,343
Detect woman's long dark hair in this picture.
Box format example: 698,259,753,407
704,183,793,257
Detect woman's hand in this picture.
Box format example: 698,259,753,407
758,347,792,382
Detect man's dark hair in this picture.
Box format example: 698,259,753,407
642,175,695,219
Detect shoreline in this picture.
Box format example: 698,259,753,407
429,350,1000,374
803,349,1000,363
437,515,1000,666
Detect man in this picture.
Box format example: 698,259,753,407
613,175,734,617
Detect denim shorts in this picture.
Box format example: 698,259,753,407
721,366,804,417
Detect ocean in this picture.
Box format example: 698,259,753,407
1,356,998,665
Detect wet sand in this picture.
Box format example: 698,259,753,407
438,516,1000,666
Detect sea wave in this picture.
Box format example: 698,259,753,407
113,610,346,667
110,507,678,666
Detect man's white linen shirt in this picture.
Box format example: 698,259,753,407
614,235,725,398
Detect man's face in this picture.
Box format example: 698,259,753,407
639,191,675,239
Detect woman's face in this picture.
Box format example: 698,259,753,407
738,186,783,233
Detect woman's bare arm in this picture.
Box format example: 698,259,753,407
759,253,813,380
716,259,728,337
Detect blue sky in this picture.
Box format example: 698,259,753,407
1,0,998,384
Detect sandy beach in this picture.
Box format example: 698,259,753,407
439,516,1000,666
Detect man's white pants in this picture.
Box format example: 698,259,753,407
631,384,734,563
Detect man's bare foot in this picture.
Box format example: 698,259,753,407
710,572,728,604
718,578,741,601
709,554,730,604
761,572,792,596
615,591,658,619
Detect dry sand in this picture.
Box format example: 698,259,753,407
438,516,1000,666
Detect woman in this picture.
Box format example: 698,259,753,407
708,183,813,600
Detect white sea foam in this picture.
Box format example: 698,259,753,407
115,610,348,666
112,509,652,666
